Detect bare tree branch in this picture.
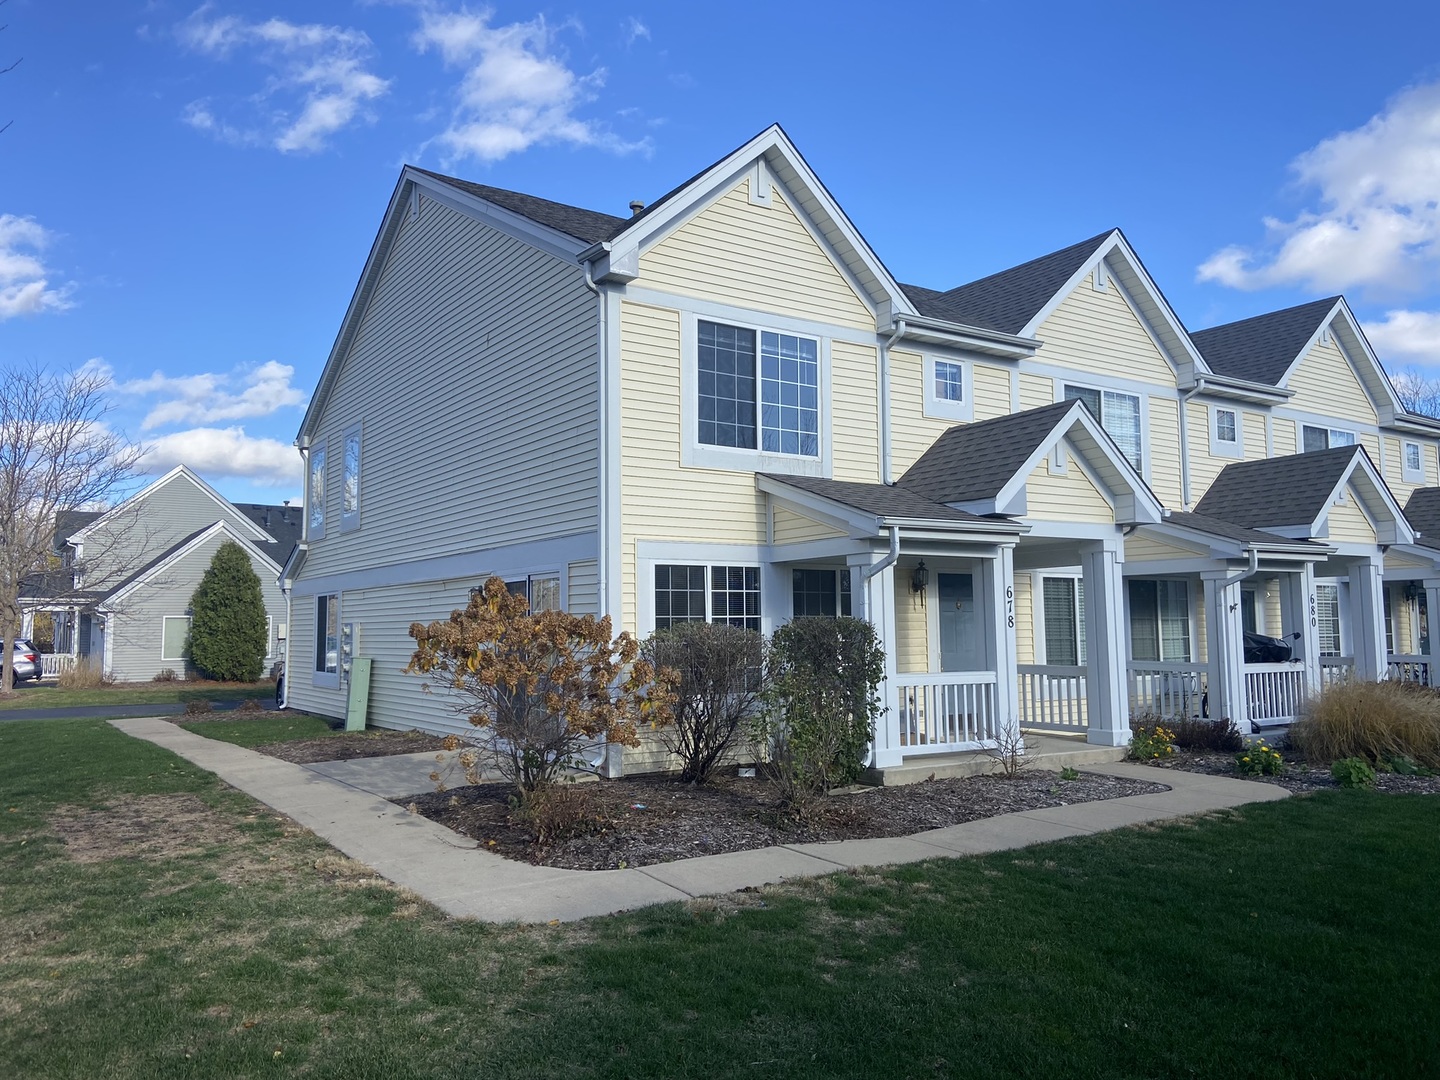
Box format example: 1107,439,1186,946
1390,367,1440,420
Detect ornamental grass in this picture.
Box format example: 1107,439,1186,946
1290,679,1440,768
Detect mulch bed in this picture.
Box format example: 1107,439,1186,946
400,768,1169,870
1146,749,1440,795
257,729,450,765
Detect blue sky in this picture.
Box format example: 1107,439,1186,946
4,0,1440,505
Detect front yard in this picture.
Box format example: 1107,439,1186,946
0,679,276,711
2,716,1437,1078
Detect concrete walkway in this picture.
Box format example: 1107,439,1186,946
112,717,1289,924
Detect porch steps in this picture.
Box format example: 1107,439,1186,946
866,733,1128,788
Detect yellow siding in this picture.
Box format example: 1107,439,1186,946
1261,577,1283,638
1031,277,1178,388
894,561,929,673
1243,411,1267,460
1025,452,1114,522
1186,400,1225,502
1014,574,1034,664
1018,372,1052,411
1360,433,1381,473
1274,418,1297,457
772,506,845,545
1125,534,1198,562
890,348,947,476
1147,395,1183,507
1327,492,1377,544
1195,593,1208,664
974,363,1012,421
638,179,872,331
619,300,767,630
831,339,881,483
1395,588,1416,653
1285,336,1378,425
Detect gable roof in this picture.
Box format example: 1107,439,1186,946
232,502,303,559
68,465,273,546
407,168,627,244
99,520,283,610
1160,510,1329,552
1190,297,1341,385
901,231,1115,335
900,401,1078,504
759,474,1004,527
1403,488,1440,551
1194,446,1359,530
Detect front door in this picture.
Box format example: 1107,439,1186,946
938,573,982,672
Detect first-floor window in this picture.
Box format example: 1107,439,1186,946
791,568,852,618
1128,579,1191,662
1241,589,1258,635
654,564,761,631
161,616,191,662
1065,385,1142,470
315,595,339,674
1315,584,1341,656
1042,576,1086,666
1302,426,1356,453
1384,590,1395,656
505,575,562,612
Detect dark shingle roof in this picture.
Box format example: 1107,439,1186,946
54,510,101,549
1191,297,1340,385
760,475,1001,525
1161,511,1326,549
901,231,1115,334
233,503,303,565
899,401,1078,504
1403,488,1440,551
1194,446,1360,530
409,168,628,244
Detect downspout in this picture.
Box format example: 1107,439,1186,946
1222,547,1260,589
280,577,292,710
878,321,906,484
1177,385,1202,510
583,261,609,622
863,525,901,580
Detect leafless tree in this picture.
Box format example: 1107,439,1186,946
0,362,141,693
1,0,20,135
1391,367,1440,420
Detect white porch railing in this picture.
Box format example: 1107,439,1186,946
1387,654,1432,685
1127,662,1208,721
41,653,76,678
895,672,999,752
1245,662,1306,725
1016,664,1088,732
1320,657,1353,689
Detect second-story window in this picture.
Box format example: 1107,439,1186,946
308,443,326,538
1302,425,1356,452
342,427,361,530
1064,384,1142,470
1403,440,1425,483
1210,406,1242,458
698,320,818,457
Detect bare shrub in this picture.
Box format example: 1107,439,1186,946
641,622,765,785
1291,680,1440,767
184,698,212,715
153,668,179,683
510,783,599,852
985,725,1037,779
57,658,110,690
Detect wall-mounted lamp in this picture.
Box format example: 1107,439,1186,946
1405,582,1421,602
910,560,929,594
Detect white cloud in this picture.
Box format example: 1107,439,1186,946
1199,80,1440,295
177,4,390,153
1363,309,1440,365
623,17,649,45
139,426,301,487
0,214,74,319
115,360,307,431
412,4,650,163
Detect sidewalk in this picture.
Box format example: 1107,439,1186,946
113,717,1289,924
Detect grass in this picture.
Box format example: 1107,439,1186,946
0,680,275,711
2,717,1438,1078
179,712,339,747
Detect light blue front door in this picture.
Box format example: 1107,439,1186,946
938,573,983,672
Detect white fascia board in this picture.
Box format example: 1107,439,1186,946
593,125,914,317
406,171,590,263
1132,522,1235,559
754,475,878,537
1327,299,1408,423
70,465,272,546
1273,298,1351,392
894,317,1040,359
1387,544,1440,572
886,518,1028,539
1340,453,1413,545
279,542,307,589
1188,374,1293,405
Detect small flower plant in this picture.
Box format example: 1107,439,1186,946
1236,739,1285,776
1128,725,1176,761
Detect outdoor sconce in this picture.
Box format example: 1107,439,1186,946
1404,582,1421,602
910,560,929,594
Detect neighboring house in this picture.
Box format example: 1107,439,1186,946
21,466,298,681
285,124,1440,776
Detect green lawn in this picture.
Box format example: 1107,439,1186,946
179,712,338,746
0,680,275,711
2,717,1438,1079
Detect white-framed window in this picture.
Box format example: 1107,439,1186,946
314,594,339,686
265,615,274,659
1042,576,1086,666
161,616,191,663
308,442,327,539
1064,384,1142,470
1210,406,1242,458
654,564,761,632
791,568,852,618
1315,583,1342,657
922,356,973,422
1302,425,1356,453
1403,440,1425,484
504,574,562,612
1127,579,1191,662
341,425,361,530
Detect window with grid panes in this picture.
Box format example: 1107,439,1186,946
698,320,819,457
1064,385,1142,469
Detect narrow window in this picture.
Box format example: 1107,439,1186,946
1043,577,1086,666
342,428,361,525
759,331,819,456
315,595,339,673
1315,584,1341,656
308,444,326,537
1403,441,1424,483
711,565,762,631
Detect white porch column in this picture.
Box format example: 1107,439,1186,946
1425,579,1440,687
1280,564,1322,698
851,552,901,767
1347,555,1387,680
982,543,1020,746
1203,571,1247,729
20,608,33,639
1080,538,1129,747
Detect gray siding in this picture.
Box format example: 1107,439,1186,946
567,559,598,615
106,532,286,682
299,192,600,584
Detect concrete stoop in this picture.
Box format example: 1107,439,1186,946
865,733,1128,787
